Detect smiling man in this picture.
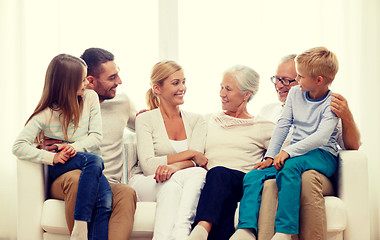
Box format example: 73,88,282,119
260,54,298,121
49,48,138,240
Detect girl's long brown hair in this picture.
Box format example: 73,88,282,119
27,54,87,142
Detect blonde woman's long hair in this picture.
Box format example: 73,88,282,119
146,60,182,110
26,54,87,142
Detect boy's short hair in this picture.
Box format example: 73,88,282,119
295,47,339,84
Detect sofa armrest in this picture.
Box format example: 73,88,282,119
337,150,370,240
17,159,47,240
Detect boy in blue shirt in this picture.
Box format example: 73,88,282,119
231,47,340,240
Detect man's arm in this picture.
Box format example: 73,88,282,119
39,136,62,152
126,94,138,132
331,93,361,150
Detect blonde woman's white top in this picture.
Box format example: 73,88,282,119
135,108,206,176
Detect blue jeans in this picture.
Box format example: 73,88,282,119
238,148,337,235
49,152,112,240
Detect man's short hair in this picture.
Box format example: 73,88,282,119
295,47,339,84
80,48,114,77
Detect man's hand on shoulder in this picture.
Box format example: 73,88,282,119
136,109,149,117
37,136,62,152
330,93,353,121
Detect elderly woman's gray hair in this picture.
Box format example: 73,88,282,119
223,65,260,102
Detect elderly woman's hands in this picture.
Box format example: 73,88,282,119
253,158,273,170
192,151,208,168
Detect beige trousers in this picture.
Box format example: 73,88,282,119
50,170,137,240
257,170,334,240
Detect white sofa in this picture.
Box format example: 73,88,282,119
17,136,370,240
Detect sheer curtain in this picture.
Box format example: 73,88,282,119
0,0,379,239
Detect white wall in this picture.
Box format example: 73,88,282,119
0,0,379,239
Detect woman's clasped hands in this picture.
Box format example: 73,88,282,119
154,164,177,183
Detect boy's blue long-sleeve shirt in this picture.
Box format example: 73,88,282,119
264,85,339,159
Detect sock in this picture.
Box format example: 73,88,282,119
188,225,208,240
230,228,256,240
70,220,88,240
271,232,292,240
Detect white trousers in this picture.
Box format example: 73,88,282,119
129,167,207,240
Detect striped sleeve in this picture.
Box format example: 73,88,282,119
12,116,55,165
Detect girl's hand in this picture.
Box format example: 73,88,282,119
192,151,208,168
253,158,273,170
273,151,290,170
154,165,178,183
58,144,77,158
53,151,71,165
53,144,76,165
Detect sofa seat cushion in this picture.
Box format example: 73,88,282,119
325,196,347,232
131,202,155,238
40,196,345,237
41,199,69,235
41,199,156,238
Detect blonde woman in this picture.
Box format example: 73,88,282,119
129,60,208,240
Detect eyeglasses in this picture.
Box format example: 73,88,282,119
270,76,297,86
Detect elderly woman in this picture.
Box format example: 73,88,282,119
188,65,275,240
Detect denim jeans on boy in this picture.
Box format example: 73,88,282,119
238,148,337,235
48,152,112,240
